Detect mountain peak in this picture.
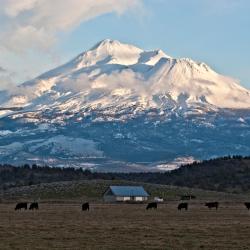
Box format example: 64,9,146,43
2,39,250,110
1,40,250,170
89,38,143,58
91,39,123,50
72,39,144,67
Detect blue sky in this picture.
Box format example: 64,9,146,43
0,0,249,89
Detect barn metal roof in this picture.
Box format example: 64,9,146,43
109,186,149,197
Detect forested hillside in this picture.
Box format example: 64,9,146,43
1,156,250,193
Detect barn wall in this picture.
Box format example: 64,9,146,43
116,196,131,201
103,192,149,203
103,195,116,202
135,197,148,201
134,197,143,201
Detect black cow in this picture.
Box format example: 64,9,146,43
82,202,89,211
178,202,188,210
244,202,250,210
146,202,157,210
15,202,28,210
29,202,39,210
205,202,219,210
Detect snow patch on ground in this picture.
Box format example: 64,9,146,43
238,117,246,123
28,135,103,157
155,157,197,171
0,130,13,136
0,135,103,158
0,142,23,155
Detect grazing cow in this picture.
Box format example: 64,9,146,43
146,202,157,210
15,202,28,210
244,202,250,210
178,203,188,210
205,202,219,210
29,202,39,210
82,202,89,211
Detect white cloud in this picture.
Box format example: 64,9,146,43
0,67,16,91
58,70,149,97
2,25,56,53
0,67,7,73
3,0,38,17
0,0,143,53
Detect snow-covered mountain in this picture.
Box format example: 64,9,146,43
0,39,250,171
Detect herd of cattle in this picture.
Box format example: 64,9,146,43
15,202,39,210
14,201,250,211
146,201,220,210
147,201,250,210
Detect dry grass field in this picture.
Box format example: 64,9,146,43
0,201,250,250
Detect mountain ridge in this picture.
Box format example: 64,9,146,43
1,39,250,113
0,39,250,171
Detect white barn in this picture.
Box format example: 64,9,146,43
103,186,149,202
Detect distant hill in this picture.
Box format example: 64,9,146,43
118,156,250,193
1,178,246,203
1,156,250,194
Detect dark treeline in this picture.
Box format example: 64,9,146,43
119,156,250,193
0,164,107,190
1,155,250,193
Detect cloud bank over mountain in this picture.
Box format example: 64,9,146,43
0,0,142,53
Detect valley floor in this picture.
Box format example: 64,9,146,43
0,202,250,250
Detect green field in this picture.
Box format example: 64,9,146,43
1,180,250,249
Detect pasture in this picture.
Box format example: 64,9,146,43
1,180,250,249
1,202,250,249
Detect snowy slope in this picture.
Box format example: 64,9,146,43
0,39,250,170
1,39,250,119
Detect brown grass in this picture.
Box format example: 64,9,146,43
0,202,250,250
2,179,247,202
